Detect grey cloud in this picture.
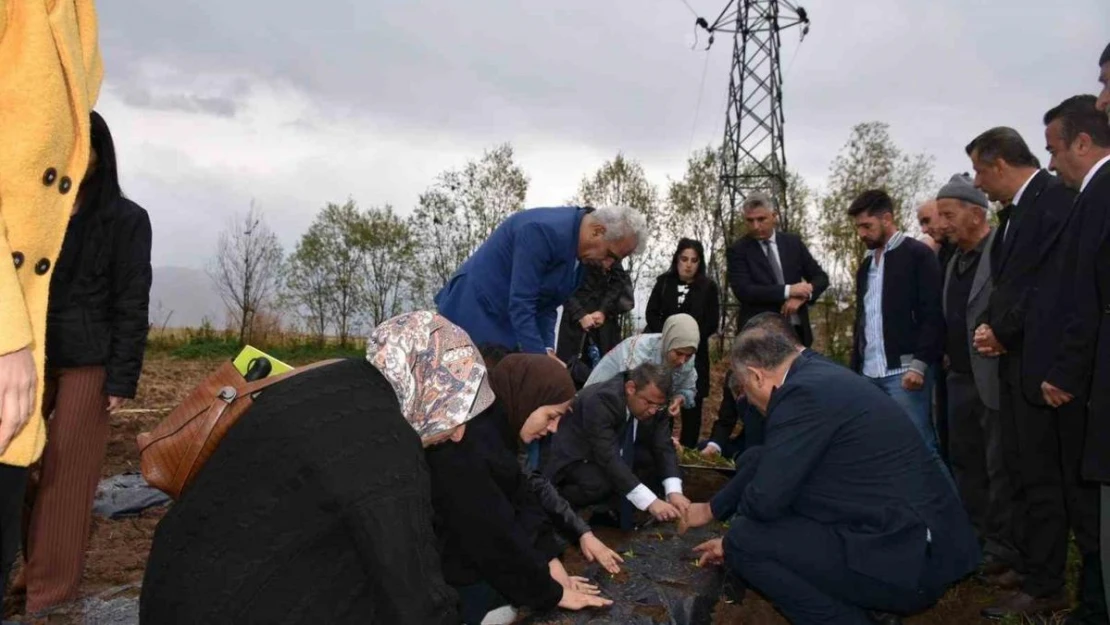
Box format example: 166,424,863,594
117,85,240,117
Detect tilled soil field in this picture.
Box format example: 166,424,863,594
0,354,1070,624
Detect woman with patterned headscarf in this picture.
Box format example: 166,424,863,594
140,311,492,625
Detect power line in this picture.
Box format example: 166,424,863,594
687,50,712,155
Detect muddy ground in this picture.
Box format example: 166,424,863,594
0,355,1070,623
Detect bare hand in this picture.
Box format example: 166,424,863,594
973,324,1006,357
549,558,572,588
789,282,813,299
591,311,607,327
648,499,681,522
569,576,600,595
580,532,623,574
901,370,924,391
700,444,720,458
693,538,725,567
678,502,714,534
668,493,692,515
781,297,804,316
0,348,37,455
559,588,613,610
1041,381,1075,408
107,396,127,412
579,315,597,331
668,396,684,418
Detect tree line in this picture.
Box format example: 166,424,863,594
207,122,936,355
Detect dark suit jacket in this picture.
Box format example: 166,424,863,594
709,352,980,590
726,231,829,346
541,375,679,496
1045,159,1110,481
850,237,944,374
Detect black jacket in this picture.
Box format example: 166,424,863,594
46,196,152,398
850,236,944,374
426,410,564,612
140,359,458,625
1045,160,1110,481
556,262,633,360
725,231,829,346
541,375,679,496
710,352,980,590
645,273,720,399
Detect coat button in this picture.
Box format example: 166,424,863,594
34,259,50,275
58,177,72,194
11,252,23,269
42,168,57,186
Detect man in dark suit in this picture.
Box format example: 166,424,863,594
681,327,980,624
935,176,1018,583
1034,96,1110,622
542,362,689,528
848,190,946,464
726,192,828,347
963,125,1098,620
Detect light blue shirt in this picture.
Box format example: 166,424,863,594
584,334,698,408
861,231,910,379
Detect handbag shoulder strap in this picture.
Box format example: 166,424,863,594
241,358,346,394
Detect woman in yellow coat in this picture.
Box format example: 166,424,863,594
0,0,104,588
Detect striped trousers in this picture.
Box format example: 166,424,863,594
21,366,110,614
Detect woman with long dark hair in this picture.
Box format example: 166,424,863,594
16,111,152,616
644,238,720,449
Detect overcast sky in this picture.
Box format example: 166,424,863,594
94,1,1110,269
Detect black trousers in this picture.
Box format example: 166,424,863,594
553,445,661,509
0,463,28,590
998,356,1101,598
679,402,703,449
946,371,1017,565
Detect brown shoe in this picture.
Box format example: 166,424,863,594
979,555,1012,577
983,568,1024,589
980,591,1070,620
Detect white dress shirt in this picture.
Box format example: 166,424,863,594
622,410,683,510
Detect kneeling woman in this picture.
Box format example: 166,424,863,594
141,312,491,625
425,354,615,623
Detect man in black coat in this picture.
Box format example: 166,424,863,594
963,125,1099,620
555,260,633,364
1035,96,1110,622
848,190,946,467
542,363,688,527
726,192,828,347
681,328,980,624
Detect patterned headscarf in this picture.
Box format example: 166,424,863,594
366,311,495,441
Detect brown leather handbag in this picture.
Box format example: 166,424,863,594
136,358,342,500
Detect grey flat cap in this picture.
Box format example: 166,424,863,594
936,173,989,209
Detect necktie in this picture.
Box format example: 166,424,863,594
619,418,636,531
998,205,1014,243
763,240,785,284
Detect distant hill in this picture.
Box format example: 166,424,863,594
149,266,225,329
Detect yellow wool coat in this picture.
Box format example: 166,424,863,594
0,0,104,466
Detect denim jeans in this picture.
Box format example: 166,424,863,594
870,369,955,490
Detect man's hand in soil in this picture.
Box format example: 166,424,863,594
0,347,36,455
559,588,613,610
667,493,691,515
579,531,623,574
693,538,725,567
648,499,681,522
700,444,720,458
678,502,714,534
667,396,684,418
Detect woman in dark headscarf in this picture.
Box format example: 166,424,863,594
486,354,623,573
425,353,616,624
645,238,721,448
141,312,490,625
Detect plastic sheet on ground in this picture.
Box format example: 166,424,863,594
46,584,139,625
520,522,727,625
92,473,171,520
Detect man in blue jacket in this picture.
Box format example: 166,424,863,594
434,206,646,355
682,327,979,624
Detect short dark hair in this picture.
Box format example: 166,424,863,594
729,327,798,373
476,343,513,369
847,189,894,218
964,127,1040,169
1100,42,1110,66
628,362,673,396
741,312,801,347
1044,95,1110,149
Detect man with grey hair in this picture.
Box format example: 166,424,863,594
935,174,1018,587
435,205,646,356
681,326,979,624
725,192,828,347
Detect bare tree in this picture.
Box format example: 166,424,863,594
284,225,333,345
207,202,284,346
359,204,417,327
